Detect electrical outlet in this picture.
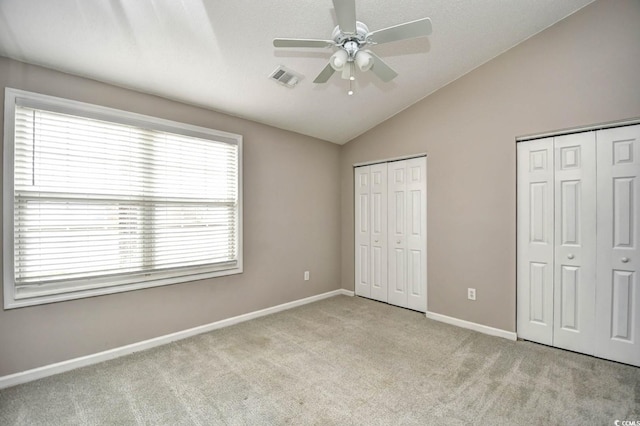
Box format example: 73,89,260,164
304,271,310,281
467,288,476,301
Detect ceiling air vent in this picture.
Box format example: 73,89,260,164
269,66,302,88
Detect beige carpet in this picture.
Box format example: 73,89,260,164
1,295,638,425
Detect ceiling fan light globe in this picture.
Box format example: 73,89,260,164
330,49,349,71
355,51,374,72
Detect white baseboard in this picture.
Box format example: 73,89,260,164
426,311,517,341
0,289,349,390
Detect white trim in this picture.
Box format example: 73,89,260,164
3,88,17,311
6,267,244,309
426,311,517,341
516,117,640,142
0,289,348,390
338,288,355,296
353,153,427,168
6,88,243,144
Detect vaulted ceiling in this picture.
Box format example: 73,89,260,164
0,0,594,144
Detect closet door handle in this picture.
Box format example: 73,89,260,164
621,257,630,263
567,254,574,260
396,240,401,244
374,239,379,243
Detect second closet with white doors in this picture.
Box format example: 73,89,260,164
354,156,427,312
517,124,640,366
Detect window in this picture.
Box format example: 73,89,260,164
3,88,242,308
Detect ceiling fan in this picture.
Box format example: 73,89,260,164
273,0,432,94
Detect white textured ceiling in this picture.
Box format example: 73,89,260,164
0,0,594,144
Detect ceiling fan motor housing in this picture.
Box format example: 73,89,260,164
332,21,370,59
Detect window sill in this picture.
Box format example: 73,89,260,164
4,266,243,309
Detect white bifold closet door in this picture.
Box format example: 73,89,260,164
355,163,388,302
552,133,597,354
517,124,640,367
387,158,427,312
355,157,427,312
595,125,640,366
516,138,555,346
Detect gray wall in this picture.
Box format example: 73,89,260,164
0,58,342,376
340,0,640,332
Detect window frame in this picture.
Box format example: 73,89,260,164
3,88,243,309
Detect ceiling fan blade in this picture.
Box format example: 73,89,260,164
273,38,335,48
332,0,356,34
313,63,336,83
366,50,398,82
367,17,432,45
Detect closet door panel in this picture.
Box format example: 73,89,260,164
595,124,640,366
406,157,427,312
354,166,371,298
369,163,388,302
552,133,597,354
517,139,555,345
388,161,408,308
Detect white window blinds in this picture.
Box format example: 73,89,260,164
5,90,242,307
